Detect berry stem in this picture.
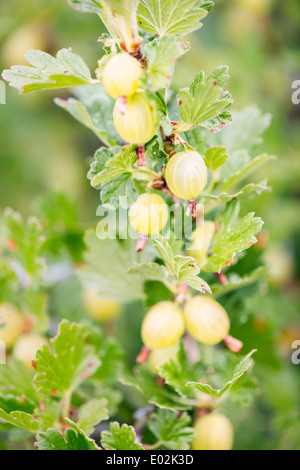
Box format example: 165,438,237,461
223,334,243,353
136,234,148,252
136,345,150,364
136,145,146,167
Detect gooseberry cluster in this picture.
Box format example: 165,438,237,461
99,53,158,145
0,302,48,369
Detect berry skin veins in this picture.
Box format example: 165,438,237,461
129,193,169,236
141,301,185,350
165,150,207,201
184,296,230,345
101,53,142,99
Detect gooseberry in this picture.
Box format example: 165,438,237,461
141,302,185,350
113,91,158,144
83,287,122,323
0,303,26,349
165,150,207,201
187,221,215,268
101,53,142,99
184,296,230,345
192,413,234,450
129,193,169,235
13,333,48,369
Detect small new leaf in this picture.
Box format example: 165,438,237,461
205,146,228,170
2,49,92,94
101,422,143,450
205,199,263,272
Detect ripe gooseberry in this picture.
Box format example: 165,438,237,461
101,53,142,99
83,287,122,323
129,193,169,235
13,333,48,369
184,296,230,345
187,221,215,268
165,150,207,201
0,303,26,349
113,91,158,145
141,302,185,350
191,413,234,450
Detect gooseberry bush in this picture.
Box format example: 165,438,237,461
0,0,275,451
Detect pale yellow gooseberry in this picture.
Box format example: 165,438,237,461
141,302,185,350
187,221,215,268
165,151,207,200
192,413,234,450
113,91,158,144
13,333,48,369
101,53,142,99
129,193,169,235
0,303,26,349
184,296,230,345
83,287,122,323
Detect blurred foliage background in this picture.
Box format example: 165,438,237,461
0,0,300,450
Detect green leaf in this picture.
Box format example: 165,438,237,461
34,320,101,398
0,359,38,407
152,235,211,293
101,422,143,450
187,350,256,397
120,366,191,411
2,49,92,94
158,344,205,398
92,145,137,185
211,267,268,298
68,0,102,14
55,84,119,146
78,399,109,436
142,37,187,91
0,410,40,433
205,199,264,272
222,154,276,191
176,68,232,132
148,409,194,449
88,147,116,188
137,0,210,36
79,230,145,303
204,179,271,203
205,146,228,170
35,420,99,450
4,209,45,288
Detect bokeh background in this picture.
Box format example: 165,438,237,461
0,0,300,450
